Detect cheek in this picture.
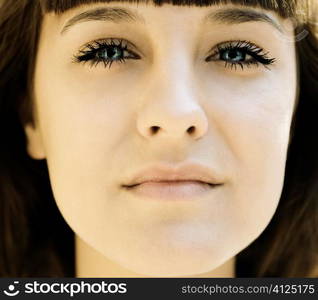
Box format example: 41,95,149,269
202,72,296,231
34,66,135,215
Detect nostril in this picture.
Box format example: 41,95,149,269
187,126,195,134
150,125,195,135
150,126,160,135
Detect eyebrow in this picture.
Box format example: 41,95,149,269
205,7,284,32
60,6,284,35
60,7,145,34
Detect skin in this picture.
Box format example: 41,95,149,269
25,1,297,277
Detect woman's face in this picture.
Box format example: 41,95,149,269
25,1,297,276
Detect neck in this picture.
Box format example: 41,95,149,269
75,235,236,277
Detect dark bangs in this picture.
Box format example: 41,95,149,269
41,0,301,19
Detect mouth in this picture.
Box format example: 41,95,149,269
124,180,219,188
121,162,225,200
122,180,223,201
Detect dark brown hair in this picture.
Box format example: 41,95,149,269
0,0,317,277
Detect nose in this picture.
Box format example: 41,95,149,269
136,62,208,141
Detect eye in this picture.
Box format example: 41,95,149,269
73,38,141,69
206,40,276,71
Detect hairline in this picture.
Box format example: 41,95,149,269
41,0,299,19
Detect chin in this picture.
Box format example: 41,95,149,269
108,245,230,277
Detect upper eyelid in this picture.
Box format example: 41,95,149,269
209,40,265,54
77,38,269,56
77,37,142,57
212,41,275,61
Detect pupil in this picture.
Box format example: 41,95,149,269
98,46,122,59
223,49,245,62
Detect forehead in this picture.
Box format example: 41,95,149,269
39,0,297,46
41,0,297,18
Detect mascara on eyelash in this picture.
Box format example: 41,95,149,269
74,39,125,60
73,38,276,70
208,40,276,69
72,37,140,68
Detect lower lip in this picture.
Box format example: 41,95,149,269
123,181,221,201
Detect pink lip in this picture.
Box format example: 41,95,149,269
122,162,224,187
121,162,224,200
123,180,222,201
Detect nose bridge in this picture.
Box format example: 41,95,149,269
148,31,197,102
151,54,194,103
152,28,195,81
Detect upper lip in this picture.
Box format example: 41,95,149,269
122,162,224,187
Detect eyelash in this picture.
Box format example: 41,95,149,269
73,38,140,68
73,38,276,71
206,40,276,70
